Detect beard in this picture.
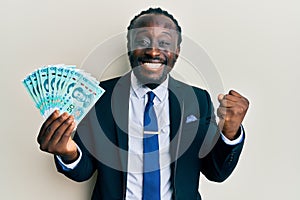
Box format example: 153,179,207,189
129,53,175,88
131,65,171,86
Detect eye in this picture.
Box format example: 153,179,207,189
135,39,150,47
158,40,171,48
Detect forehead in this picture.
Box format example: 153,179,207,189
132,14,177,30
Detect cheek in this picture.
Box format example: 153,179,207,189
167,51,173,57
165,51,177,62
129,50,142,62
133,49,143,55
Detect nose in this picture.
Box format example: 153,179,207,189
145,46,161,58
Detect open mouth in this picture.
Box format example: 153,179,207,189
143,62,163,69
139,60,165,71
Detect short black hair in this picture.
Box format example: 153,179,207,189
127,7,182,52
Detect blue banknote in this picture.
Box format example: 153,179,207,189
22,64,105,124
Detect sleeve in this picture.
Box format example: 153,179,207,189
55,143,82,171
54,132,97,182
200,90,245,183
220,125,244,145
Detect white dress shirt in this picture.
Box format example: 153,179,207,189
57,72,244,200
126,73,172,200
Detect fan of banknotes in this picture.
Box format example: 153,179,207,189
22,64,105,124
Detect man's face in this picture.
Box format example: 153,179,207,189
128,14,180,85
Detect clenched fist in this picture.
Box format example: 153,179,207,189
217,90,249,140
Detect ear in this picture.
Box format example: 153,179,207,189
175,46,180,59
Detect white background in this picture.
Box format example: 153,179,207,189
1,0,299,199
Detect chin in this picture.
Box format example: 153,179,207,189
133,67,168,85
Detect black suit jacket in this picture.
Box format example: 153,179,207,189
55,73,244,200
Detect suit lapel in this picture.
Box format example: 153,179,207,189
168,77,183,143
111,73,130,152
111,73,131,195
168,77,186,194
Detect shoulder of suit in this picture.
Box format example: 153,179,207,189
170,77,208,95
100,76,121,86
99,72,131,91
99,76,123,93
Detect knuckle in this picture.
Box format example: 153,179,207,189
57,116,65,123
50,110,59,118
231,106,244,116
47,144,55,153
39,144,47,151
53,129,60,138
217,112,222,118
233,109,240,116
64,118,72,125
63,131,71,138
46,126,52,133
239,107,244,113
51,131,60,142
225,116,231,121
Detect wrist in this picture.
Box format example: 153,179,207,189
61,150,79,164
223,126,241,140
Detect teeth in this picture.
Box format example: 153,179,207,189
143,63,162,69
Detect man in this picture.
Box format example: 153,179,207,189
37,8,249,200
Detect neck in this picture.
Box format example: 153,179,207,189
145,83,159,89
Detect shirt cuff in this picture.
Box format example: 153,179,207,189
56,144,82,171
220,125,244,145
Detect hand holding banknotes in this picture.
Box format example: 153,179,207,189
37,110,79,163
23,64,105,161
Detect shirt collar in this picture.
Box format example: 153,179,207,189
130,71,169,103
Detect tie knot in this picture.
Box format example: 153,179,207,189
147,91,155,104
147,91,155,103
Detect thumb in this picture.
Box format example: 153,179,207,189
218,94,225,102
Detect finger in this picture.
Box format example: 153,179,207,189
223,94,242,102
39,112,70,150
218,93,240,102
57,121,76,148
43,112,70,142
37,110,60,144
221,99,248,110
229,90,242,97
218,118,225,131
48,115,75,147
218,94,225,102
218,99,238,108
227,96,249,112
217,107,227,119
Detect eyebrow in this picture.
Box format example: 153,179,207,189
135,29,173,38
135,30,148,35
161,31,172,38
